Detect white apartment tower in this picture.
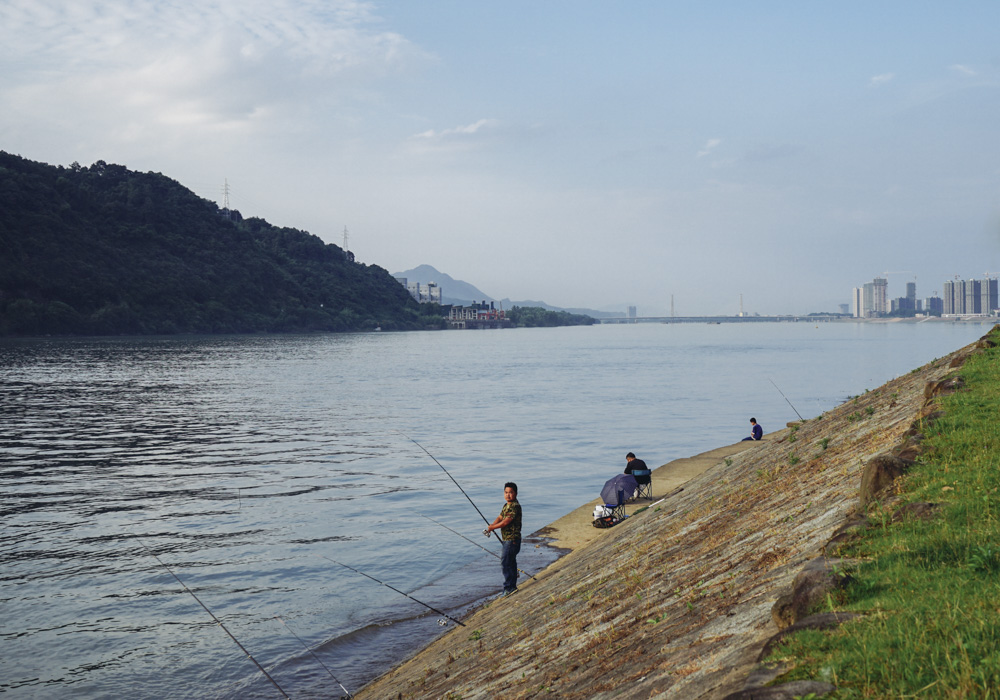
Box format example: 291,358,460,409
851,287,863,318
856,277,889,317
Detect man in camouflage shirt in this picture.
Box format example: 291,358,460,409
486,482,522,596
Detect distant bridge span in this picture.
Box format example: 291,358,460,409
598,315,846,324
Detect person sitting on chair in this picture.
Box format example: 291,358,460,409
741,417,763,441
624,452,650,484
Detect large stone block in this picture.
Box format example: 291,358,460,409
923,375,964,400
859,454,913,508
771,557,853,630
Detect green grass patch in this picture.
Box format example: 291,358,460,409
767,334,1000,698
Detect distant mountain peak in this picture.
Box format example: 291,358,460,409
397,264,445,280
392,265,493,304
392,264,618,317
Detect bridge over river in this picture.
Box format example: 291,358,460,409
598,315,846,324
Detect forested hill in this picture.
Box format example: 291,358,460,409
0,152,445,336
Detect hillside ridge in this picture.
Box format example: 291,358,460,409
0,152,442,335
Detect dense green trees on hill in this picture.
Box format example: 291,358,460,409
0,152,445,335
506,305,595,328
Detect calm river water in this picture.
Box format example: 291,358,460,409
0,321,991,698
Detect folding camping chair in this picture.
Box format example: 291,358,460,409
601,490,627,521
630,469,652,500
599,473,638,523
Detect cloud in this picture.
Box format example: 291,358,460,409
696,138,722,158
869,72,895,87
0,0,414,71
0,0,428,145
413,118,501,140
950,64,977,76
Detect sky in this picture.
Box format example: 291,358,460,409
3,1,1000,316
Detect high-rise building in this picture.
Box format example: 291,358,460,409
965,279,982,315
852,288,863,318
982,278,999,314
873,278,888,315
857,277,889,317
942,278,997,316
943,280,958,314
862,283,874,317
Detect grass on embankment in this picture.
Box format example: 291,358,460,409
770,336,1000,698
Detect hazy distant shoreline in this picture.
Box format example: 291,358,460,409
599,315,1000,325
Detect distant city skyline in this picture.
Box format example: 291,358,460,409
399,261,1000,318
851,274,998,318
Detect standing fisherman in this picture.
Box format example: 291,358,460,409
485,482,522,597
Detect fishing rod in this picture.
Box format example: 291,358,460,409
131,534,290,699
768,377,804,422
396,432,503,544
274,616,352,700
420,514,537,581
316,555,466,627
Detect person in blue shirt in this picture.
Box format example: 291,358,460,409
742,417,763,441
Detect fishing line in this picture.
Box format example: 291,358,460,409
420,514,537,581
130,533,290,699
274,616,352,699
768,377,804,422
396,431,503,544
316,555,466,627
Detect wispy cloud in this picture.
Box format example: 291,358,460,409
696,138,722,158
414,119,500,140
869,72,895,87
950,64,977,76
0,0,428,140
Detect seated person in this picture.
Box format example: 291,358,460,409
741,417,763,441
624,452,650,483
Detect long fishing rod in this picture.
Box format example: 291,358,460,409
274,616,352,700
131,534,290,699
420,514,537,581
397,432,503,544
768,377,804,422
316,555,466,627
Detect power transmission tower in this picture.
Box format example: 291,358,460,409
342,226,350,252
222,178,231,219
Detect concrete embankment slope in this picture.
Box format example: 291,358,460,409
356,336,984,699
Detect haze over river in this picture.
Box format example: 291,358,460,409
0,321,990,698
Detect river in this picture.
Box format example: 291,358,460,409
0,320,990,698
